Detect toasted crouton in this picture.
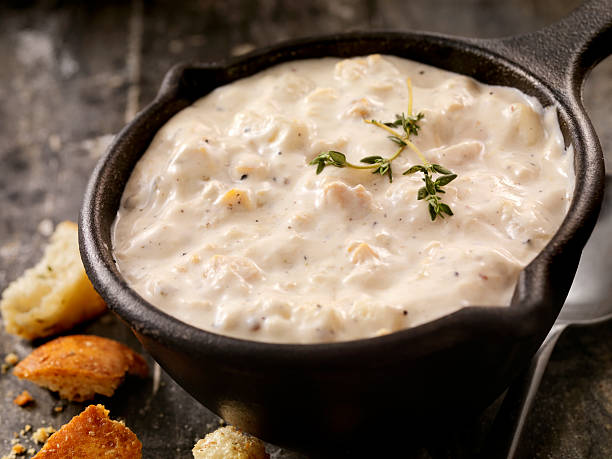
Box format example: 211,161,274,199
32,404,141,458
0,221,106,340
192,426,269,459
13,335,148,401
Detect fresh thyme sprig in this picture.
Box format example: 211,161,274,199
309,111,424,183
309,150,397,181
403,164,457,220
308,77,457,220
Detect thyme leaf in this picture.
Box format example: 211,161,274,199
360,155,384,164
309,150,346,174
359,156,393,182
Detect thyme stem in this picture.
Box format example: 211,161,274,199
364,119,402,137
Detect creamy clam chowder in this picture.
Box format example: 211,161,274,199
112,54,573,343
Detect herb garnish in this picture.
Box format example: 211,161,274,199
403,164,456,220
309,78,457,220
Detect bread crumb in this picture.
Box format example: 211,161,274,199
1,441,30,459
10,445,25,455
192,426,268,459
5,353,19,365
13,390,34,407
31,427,55,444
2,353,19,374
38,218,54,236
32,404,141,458
13,335,148,401
53,405,64,413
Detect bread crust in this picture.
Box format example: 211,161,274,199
0,221,106,340
13,335,148,401
32,404,142,458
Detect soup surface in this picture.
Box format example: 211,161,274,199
112,54,573,343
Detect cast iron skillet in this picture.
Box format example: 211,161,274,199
80,0,611,453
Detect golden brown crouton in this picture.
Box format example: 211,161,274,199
0,221,106,340
13,335,148,402
32,404,141,459
192,426,269,459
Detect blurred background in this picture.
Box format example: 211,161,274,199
1,1,611,457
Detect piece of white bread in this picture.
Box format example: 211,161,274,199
193,426,269,459
32,404,142,458
0,221,106,339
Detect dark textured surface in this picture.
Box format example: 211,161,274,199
1,1,611,458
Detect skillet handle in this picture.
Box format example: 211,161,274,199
488,0,612,98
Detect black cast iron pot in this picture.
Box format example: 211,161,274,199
80,0,611,453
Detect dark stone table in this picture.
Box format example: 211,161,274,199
1,1,610,457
